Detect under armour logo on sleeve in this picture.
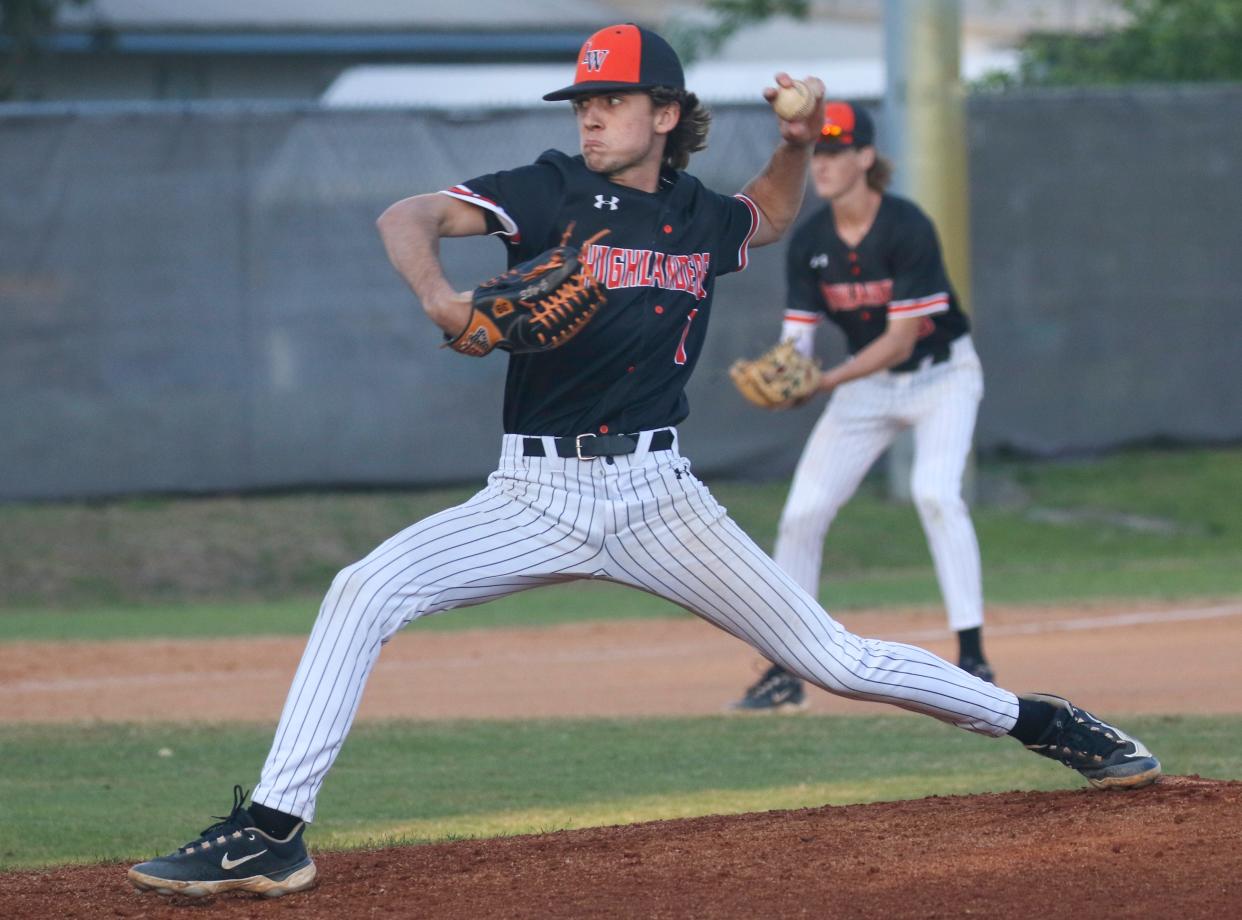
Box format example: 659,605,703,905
810,253,829,268
594,195,620,210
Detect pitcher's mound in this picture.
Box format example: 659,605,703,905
2,776,1237,919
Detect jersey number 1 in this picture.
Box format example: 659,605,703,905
674,309,699,366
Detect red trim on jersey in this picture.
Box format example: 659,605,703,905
888,293,949,316
734,194,761,271
438,185,521,242
782,311,820,325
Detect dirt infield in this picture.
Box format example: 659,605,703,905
3,600,1241,918
3,601,1242,722
1,776,1238,919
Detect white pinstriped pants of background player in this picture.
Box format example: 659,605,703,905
776,335,985,632
252,425,1016,822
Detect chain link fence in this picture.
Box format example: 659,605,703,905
2,87,1239,501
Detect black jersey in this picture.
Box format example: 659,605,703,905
785,194,968,370
443,149,759,436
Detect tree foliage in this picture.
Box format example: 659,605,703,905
666,0,810,66
1,0,92,99
985,0,1242,88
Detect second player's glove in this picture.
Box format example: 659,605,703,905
446,226,608,357
729,340,822,410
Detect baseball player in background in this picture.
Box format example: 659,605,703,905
731,101,993,714
128,25,1161,900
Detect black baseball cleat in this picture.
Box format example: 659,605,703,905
958,655,995,683
1021,693,1161,790
128,786,317,898
728,664,808,713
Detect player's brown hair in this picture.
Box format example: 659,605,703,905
867,154,894,192
649,87,710,171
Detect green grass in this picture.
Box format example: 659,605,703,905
1,713,1236,870
1,447,1240,640
713,446,1242,606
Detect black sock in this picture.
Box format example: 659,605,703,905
1008,696,1060,745
249,801,303,839
956,626,983,661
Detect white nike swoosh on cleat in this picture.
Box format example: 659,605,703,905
1098,721,1153,757
221,849,268,871
1118,738,1153,758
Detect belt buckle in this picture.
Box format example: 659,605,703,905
575,433,596,460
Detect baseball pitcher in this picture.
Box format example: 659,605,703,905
128,25,1161,900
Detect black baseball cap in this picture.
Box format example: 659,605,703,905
814,101,876,152
543,23,685,101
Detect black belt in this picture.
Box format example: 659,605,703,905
523,429,675,460
890,344,951,374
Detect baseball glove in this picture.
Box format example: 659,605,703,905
729,340,822,409
446,225,608,357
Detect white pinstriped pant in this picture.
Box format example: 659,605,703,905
254,425,1016,821
775,335,985,632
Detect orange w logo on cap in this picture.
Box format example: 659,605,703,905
571,29,640,85
582,46,610,73
814,101,875,150
823,102,856,142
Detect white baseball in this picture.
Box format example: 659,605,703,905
772,80,815,121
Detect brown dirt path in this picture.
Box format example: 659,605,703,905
1,776,1238,919
3,601,1241,918
2,601,1241,723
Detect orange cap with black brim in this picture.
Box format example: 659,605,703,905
543,23,685,101
814,101,877,151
